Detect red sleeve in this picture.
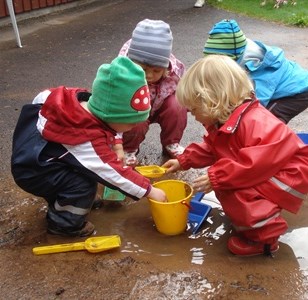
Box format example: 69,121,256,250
113,132,123,145
177,142,216,170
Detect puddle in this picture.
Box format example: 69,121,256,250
86,193,228,269
86,198,307,298
4,187,308,299
280,227,308,298
8,186,306,298
30,190,227,268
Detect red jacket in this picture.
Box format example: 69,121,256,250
178,100,308,213
34,86,151,199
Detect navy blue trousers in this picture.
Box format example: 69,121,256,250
11,104,97,230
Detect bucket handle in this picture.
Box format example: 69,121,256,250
181,200,191,210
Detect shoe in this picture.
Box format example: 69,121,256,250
47,221,95,237
164,143,184,158
194,0,205,8
227,236,279,256
92,197,103,209
124,150,138,166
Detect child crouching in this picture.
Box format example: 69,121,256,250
11,56,166,237
163,55,308,256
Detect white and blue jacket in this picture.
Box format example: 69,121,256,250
238,39,308,107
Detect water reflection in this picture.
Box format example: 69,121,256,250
129,271,216,299
186,192,227,265
200,191,222,209
279,227,308,295
190,247,206,265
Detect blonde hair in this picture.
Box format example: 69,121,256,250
176,55,254,124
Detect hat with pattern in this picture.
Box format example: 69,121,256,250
203,19,247,60
127,19,173,68
88,56,151,124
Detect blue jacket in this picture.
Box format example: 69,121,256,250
238,40,308,107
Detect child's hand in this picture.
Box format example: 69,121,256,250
148,187,167,202
112,144,125,164
162,159,181,174
193,173,213,193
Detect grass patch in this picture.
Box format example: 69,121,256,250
207,0,308,27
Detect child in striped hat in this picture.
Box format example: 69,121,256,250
119,19,187,166
203,19,308,124
203,19,247,60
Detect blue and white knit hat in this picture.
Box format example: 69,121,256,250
203,19,247,61
127,19,173,68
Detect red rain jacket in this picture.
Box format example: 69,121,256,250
178,100,308,214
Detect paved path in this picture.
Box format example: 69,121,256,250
0,1,307,298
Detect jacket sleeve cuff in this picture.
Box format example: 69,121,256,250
177,154,191,170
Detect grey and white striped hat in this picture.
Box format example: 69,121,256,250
128,19,173,68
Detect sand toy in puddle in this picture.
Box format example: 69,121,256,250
135,165,168,178
148,180,193,235
32,235,121,255
102,187,125,201
297,133,308,144
188,192,212,234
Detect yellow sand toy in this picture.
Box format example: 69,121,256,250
32,235,121,255
135,165,168,178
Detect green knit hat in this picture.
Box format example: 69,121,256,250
88,56,151,124
203,19,247,60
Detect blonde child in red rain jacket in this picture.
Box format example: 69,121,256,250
163,55,308,256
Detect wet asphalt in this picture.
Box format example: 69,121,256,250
0,0,307,298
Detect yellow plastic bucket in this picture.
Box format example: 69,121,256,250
148,180,193,235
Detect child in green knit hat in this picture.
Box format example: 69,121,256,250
11,56,167,238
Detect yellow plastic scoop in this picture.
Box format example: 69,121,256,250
32,235,121,255
135,165,168,178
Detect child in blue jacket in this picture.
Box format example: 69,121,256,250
203,19,308,124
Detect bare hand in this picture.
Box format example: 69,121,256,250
161,159,181,174
112,144,125,164
193,174,213,193
148,187,167,202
